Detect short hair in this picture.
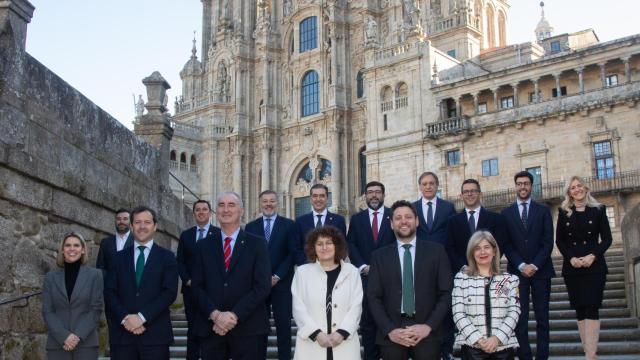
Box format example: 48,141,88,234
465,231,502,276
461,179,481,193
115,208,130,217
192,199,212,212
259,190,278,199
310,183,329,196
216,191,244,208
513,170,534,184
418,171,439,186
365,181,385,194
56,232,88,267
390,200,418,218
304,226,348,263
131,206,157,224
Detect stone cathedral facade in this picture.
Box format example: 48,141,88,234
165,0,640,235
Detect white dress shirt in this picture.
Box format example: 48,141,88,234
133,240,153,269
115,231,130,252
397,237,417,314
465,206,481,221
368,207,384,231
221,227,240,258
263,214,278,234
422,197,438,224
195,223,211,242
312,208,328,226
517,197,531,218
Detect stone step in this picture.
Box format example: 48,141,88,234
552,273,624,285
549,288,625,302
527,317,639,330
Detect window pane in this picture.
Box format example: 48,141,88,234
356,71,364,98
482,160,490,176
447,150,460,166
594,141,612,157
301,71,319,117
299,17,317,53
490,159,499,176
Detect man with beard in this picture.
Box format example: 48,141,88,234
501,171,554,360
177,200,219,360
245,190,295,360
346,181,395,360
367,200,452,360
292,183,346,265
97,208,134,345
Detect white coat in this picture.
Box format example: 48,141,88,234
292,260,363,360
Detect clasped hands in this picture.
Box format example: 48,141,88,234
315,332,345,348
388,324,431,347
570,254,595,268
62,333,80,351
521,264,537,278
123,314,146,335
211,310,238,336
474,335,501,353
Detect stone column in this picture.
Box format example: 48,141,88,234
261,145,270,191
492,88,499,110
622,57,631,83
473,93,479,114
533,78,540,102
457,96,463,117
233,151,242,198
575,66,585,93
329,126,342,212
599,62,607,87
134,72,174,163
554,73,561,98
511,83,519,107
201,0,212,63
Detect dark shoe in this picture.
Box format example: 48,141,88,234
442,353,455,360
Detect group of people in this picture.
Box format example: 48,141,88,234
40,170,612,360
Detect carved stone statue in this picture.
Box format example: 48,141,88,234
403,0,420,25
284,0,292,17
365,17,378,45
217,60,228,96
134,95,145,117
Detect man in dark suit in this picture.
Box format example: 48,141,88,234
412,171,456,360
96,208,134,346
293,183,346,265
501,171,555,360
368,200,452,360
413,172,456,247
104,206,179,360
245,190,295,360
191,191,271,360
346,181,395,360
446,178,508,273
177,200,219,360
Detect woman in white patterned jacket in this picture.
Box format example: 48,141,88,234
452,231,520,360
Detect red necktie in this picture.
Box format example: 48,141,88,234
223,237,232,271
372,211,379,244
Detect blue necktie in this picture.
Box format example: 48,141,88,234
426,201,434,230
197,228,205,241
264,217,272,242
468,210,476,234
521,202,528,229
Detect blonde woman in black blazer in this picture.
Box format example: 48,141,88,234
42,232,103,360
556,176,612,360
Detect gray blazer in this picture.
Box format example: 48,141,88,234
42,265,103,350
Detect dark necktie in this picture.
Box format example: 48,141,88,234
402,244,415,316
521,202,528,229
223,237,232,271
197,228,205,241
315,214,323,228
135,245,146,288
372,211,379,244
468,210,476,235
426,201,434,230
264,217,272,242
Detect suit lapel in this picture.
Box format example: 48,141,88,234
511,203,527,234
209,232,226,277
124,233,134,250
70,266,89,304
269,217,282,247
138,245,158,291
123,247,137,290
476,207,488,229
53,269,67,301
361,211,375,245
379,209,392,245
432,198,446,230
228,230,247,273
415,201,428,232
326,211,337,226
526,201,539,233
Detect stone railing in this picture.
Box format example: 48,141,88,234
171,121,203,139
425,116,470,137
373,41,421,67
175,93,232,114
447,170,640,210
426,12,479,37
380,101,393,112
396,97,409,109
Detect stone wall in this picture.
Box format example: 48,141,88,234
0,1,189,358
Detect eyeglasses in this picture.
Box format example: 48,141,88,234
462,189,479,195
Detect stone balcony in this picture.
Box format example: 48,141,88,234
425,116,470,138
371,40,424,68
446,170,640,210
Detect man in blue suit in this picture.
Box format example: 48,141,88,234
245,190,295,360
177,200,219,360
104,206,179,360
346,181,395,360
191,191,271,360
501,171,555,360
446,179,507,273
411,172,456,360
293,183,346,265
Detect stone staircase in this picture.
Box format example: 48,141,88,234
160,249,640,359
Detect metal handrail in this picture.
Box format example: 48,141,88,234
169,171,199,200
0,291,42,308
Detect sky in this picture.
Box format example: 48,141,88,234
26,1,640,129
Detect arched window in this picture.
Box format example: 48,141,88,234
485,5,495,49
356,70,365,98
299,16,318,52
258,99,264,124
497,11,506,47
380,86,393,112
395,82,409,109
170,150,177,162
301,70,319,117
190,154,197,166
359,147,367,194
180,152,187,163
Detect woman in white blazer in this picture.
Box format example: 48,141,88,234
292,226,363,360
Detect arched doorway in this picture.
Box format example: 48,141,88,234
290,158,333,217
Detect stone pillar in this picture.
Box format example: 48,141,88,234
622,57,631,83
492,88,499,110
261,145,270,191
456,96,463,117
134,72,174,163
232,152,242,198
575,66,585,93
329,126,342,212
201,0,212,63
0,0,34,51
511,83,519,107
554,73,561,98
533,79,540,102
599,62,607,87
473,93,479,114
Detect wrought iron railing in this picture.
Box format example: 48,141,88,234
0,291,41,308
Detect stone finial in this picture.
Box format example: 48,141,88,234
142,71,171,115
0,0,35,51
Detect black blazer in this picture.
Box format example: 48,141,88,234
104,243,178,345
346,207,395,268
96,233,134,273
446,207,508,273
501,200,556,278
413,198,456,246
245,215,295,292
293,211,347,265
367,239,452,345
555,205,612,276
177,224,219,293
191,229,272,337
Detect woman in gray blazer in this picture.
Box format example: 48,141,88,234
42,232,103,359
